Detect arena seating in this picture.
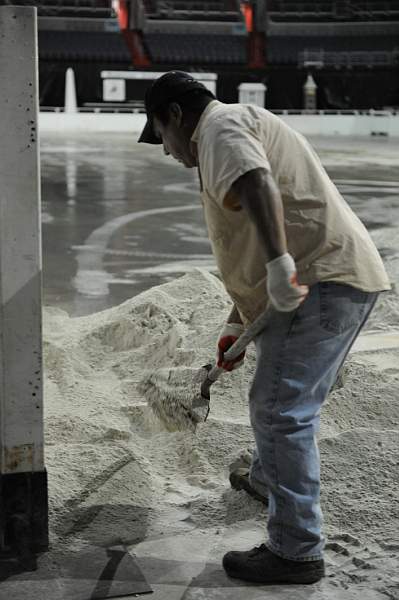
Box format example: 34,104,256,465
139,0,247,65
2,1,129,63
144,33,247,64
0,0,114,18
38,30,131,61
299,49,398,68
142,0,242,21
267,1,399,22
265,0,399,66
267,34,399,65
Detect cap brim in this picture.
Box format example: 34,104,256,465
138,119,161,144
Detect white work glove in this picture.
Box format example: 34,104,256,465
217,322,245,372
266,253,309,312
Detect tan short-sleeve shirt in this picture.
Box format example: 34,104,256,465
191,100,391,325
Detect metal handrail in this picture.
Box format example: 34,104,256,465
39,106,398,115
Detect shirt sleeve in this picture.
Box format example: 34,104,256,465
198,115,271,208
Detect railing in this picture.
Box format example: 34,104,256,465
266,21,399,36
20,0,114,18
40,106,398,116
267,0,399,21
143,19,247,33
299,49,399,67
142,0,242,21
41,102,146,113
271,109,397,115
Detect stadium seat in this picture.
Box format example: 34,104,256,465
144,33,247,64
267,34,399,65
38,31,131,61
11,0,114,18
267,0,399,23
142,0,242,22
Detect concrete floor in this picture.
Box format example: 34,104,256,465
126,520,393,600
5,521,388,600
41,134,212,316
40,133,399,316
35,133,399,600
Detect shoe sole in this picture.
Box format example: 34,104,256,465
224,568,325,585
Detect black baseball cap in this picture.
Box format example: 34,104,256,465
138,71,215,144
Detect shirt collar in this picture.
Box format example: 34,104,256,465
191,99,220,143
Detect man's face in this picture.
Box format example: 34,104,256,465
153,104,197,168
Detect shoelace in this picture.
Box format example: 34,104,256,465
249,543,268,557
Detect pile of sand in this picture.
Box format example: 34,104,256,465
42,269,399,597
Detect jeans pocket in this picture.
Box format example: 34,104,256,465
319,282,370,335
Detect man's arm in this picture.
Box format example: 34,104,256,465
227,304,243,325
226,167,308,312
227,167,287,262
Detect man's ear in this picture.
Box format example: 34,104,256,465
169,102,183,127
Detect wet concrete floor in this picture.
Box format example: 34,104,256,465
33,133,399,599
40,133,399,316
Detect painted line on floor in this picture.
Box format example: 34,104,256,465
334,179,399,187
351,331,399,353
73,204,201,296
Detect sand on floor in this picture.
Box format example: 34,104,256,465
30,267,399,599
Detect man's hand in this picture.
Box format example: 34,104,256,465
217,322,245,371
266,252,309,311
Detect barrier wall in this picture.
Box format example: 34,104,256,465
280,113,399,137
39,111,147,133
39,111,399,136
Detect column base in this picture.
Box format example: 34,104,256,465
0,469,49,559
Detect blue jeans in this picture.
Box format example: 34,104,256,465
248,282,378,561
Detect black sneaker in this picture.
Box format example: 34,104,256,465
223,544,325,584
229,468,268,505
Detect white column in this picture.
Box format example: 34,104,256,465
0,4,48,559
64,67,78,113
0,6,44,475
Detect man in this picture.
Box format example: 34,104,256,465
138,71,390,585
